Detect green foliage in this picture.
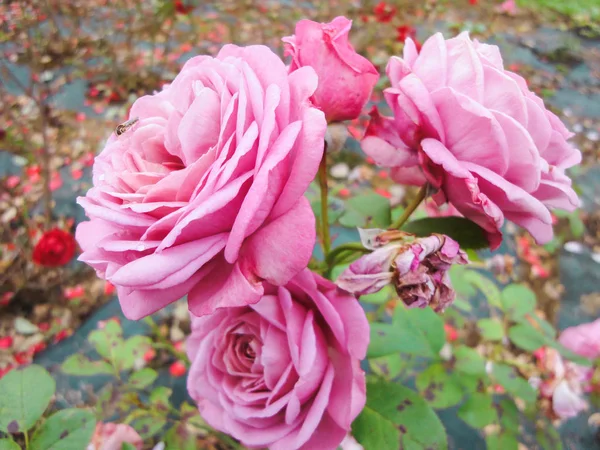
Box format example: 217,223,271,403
62,354,114,376
30,409,96,450
402,217,488,250
462,270,502,308
368,306,445,359
491,364,537,404
453,346,486,376
477,318,505,341
129,368,158,389
500,285,536,319
415,363,464,409
458,393,497,428
339,193,391,228
353,378,447,450
0,365,55,433
0,440,20,450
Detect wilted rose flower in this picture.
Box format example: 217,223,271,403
87,422,143,450
362,32,581,249
186,269,369,450
32,228,76,267
337,233,468,311
283,16,379,123
534,347,589,420
76,45,326,319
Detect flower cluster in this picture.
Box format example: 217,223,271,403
75,15,581,450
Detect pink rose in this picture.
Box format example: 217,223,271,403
76,45,326,319
337,233,468,311
559,318,600,359
88,423,142,450
186,269,369,450
283,16,379,123
362,32,580,249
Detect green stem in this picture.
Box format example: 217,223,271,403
390,185,428,230
24,429,29,450
325,242,370,268
318,151,331,256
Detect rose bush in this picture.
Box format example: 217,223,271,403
76,44,326,319
186,269,369,450
362,32,581,249
283,16,379,123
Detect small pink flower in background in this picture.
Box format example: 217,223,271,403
337,232,468,311
186,269,369,450
88,422,143,450
362,32,580,249
76,45,326,320
64,285,85,300
283,16,379,122
340,434,364,450
497,0,518,15
534,347,589,420
559,318,600,360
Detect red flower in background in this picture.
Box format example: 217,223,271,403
396,25,422,50
32,228,76,267
174,0,194,14
374,2,396,23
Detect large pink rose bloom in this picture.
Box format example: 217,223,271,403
186,269,369,450
283,16,379,123
76,45,326,319
362,32,581,249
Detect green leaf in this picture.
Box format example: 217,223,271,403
164,424,198,450
449,266,477,299
129,368,158,389
458,393,497,428
501,285,536,319
463,271,502,308
89,320,123,359
0,440,19,450
353,378,447,450
401,217,488,250
361,285,393,305
30,409,96,450
491,363,537,404
133,416,166,439
0,365,56,433
508,324,548,351
369,354,409,379
477,318,504,341
498,398,519,429
486,432,519,450
536,419,563,450
122,444,137,450
117,336,152,371
368,323,430,358
568,212,585,238
339,193,391,228
393,306,445,354
150,387,172,410
62,354,114,376
453,346,486,376
415,363,464,409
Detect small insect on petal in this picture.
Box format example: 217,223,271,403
115,117,139,136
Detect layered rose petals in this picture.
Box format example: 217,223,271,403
362,32,581,249
76,45,326,319
186,269,369,450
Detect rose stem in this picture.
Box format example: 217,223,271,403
318,143,331,256
390,184,428,230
